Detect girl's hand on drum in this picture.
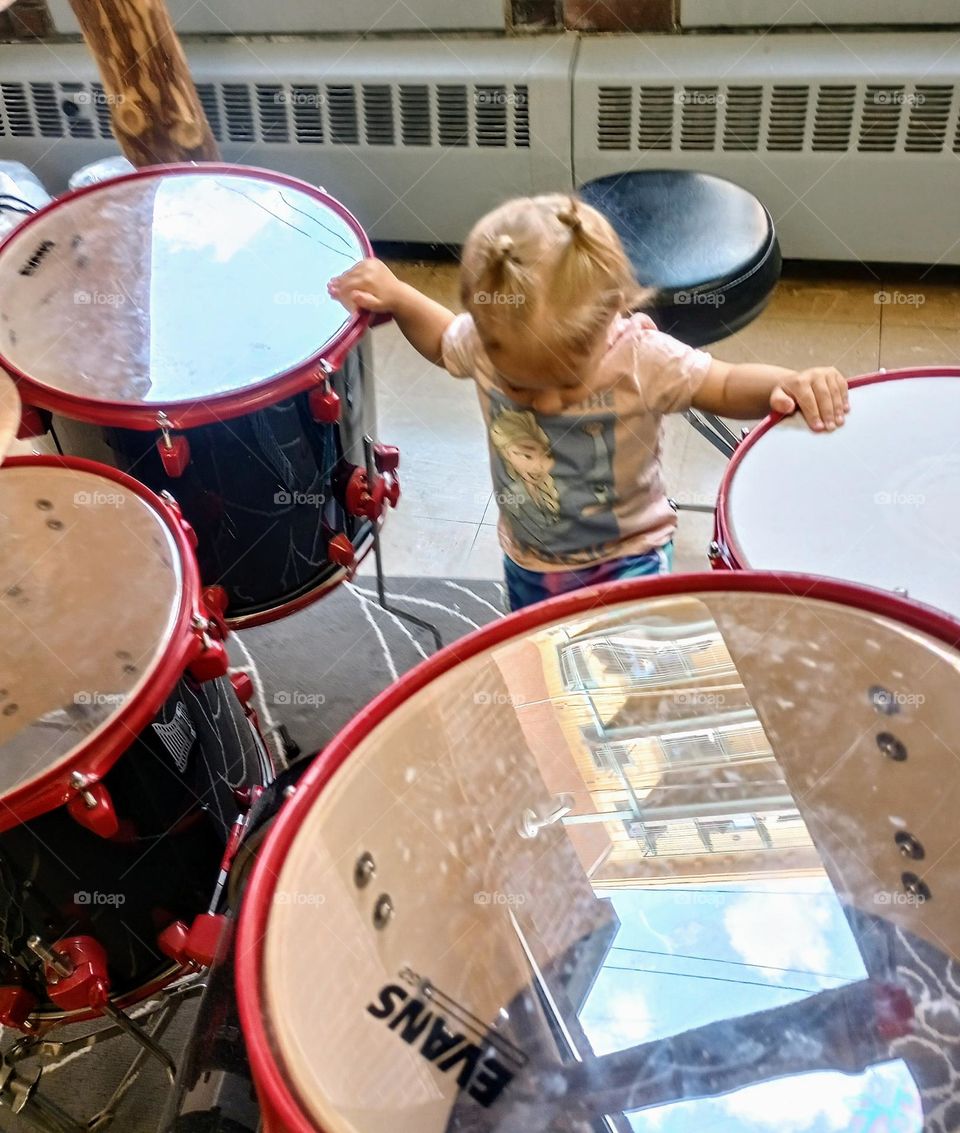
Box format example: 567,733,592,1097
770,366,849,432
328,259,402,314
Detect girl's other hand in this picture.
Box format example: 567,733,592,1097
770,366,849,432
328,259,402,314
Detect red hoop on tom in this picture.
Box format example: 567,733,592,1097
0,455,272,1031
236,573,960,1131
713,367,960,616
0,164,399,627
0,365,18,460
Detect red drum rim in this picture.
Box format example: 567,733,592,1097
714,366,960,568
0,454,208,830
0,164,374,431
234,570,960,1133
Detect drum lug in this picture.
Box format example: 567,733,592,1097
67,774,120,839
188,613,229,682
0,986,39,1032
156,414,191,478
327,532,355,569
343,465,386,521
309,383,341,424
157,913,229,969
374,444,402,508
707,540,732,570
229,671,254,706
159,490,198,549
28,935,111,1013
17,404,50,439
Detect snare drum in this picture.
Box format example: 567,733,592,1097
714,368,960,616
0,164,399,627
237,573,960,1131
0,455,272,1029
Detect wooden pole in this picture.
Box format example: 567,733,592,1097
67,0,221,166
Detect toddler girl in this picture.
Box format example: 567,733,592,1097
329,195,847,611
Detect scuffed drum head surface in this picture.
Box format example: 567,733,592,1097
262,589,960,1132
0,464,181,795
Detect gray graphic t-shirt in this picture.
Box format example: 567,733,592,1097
442,312,713,572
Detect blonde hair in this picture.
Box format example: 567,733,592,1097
461,194,653,361
488,408,561,516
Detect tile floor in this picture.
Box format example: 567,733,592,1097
362,259,960,582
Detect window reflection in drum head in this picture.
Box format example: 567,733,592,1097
245,582,960,1133
0,169,368,411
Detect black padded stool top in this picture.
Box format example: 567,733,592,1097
579,170,781,348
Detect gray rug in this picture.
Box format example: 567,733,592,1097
0,577,504,1133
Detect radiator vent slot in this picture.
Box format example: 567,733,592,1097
905,85,953,153
475,85,508,147
327,85,359,145
400,84,430,146
723,86,762,151
363,85,395,145
290,86,323,144
195,83,222,141
597,86,632,150
767,85,808,151
638,86,674,151
513,84,530,147
679,86,719,151
811,85,855,151
256,84,289,143
223,84,255,142
859,86,902,152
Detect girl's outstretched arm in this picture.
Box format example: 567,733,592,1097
692,357,849,432
329,258,455,367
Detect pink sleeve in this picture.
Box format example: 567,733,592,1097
628,313,714,414
441,312,483,379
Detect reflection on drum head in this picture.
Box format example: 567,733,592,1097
0,170,367,408
0,366,19,460
724,374,960,616
261,590,960,1131
0,465,181,793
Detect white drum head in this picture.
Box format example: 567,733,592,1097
261,588,959,1131
724,374,960,615
0,464,182,795
0,367,19,460
0,169,366,411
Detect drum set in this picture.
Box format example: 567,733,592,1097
1,160,959,1132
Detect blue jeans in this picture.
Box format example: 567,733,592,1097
504,543,674,612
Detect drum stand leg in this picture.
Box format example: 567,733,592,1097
364,436,443,651
0,976,205,1132
684,408,738,457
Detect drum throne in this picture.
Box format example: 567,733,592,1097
579,170,782,457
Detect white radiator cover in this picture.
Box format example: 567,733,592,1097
1,32,959,262
0,38,575,244
574,33,960,263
